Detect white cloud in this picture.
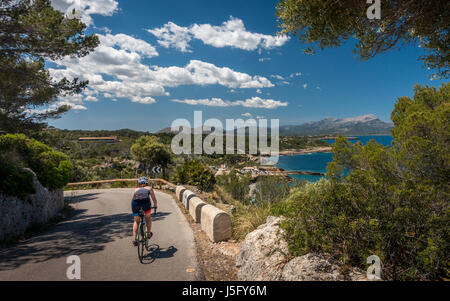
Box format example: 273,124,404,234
84,95,98,102
270,74,284,80
147,22,192,53
258,57,271,62
51,0,119,26
171,98,229,107
256,115,264,119
131,96,156,104
231,97,288,109
242,113,253,118
147,17,289,52
170,96,288,109
48,33,274,108
290,72,302,78
303,84,308,89
256,89,262,94
99,34,158,57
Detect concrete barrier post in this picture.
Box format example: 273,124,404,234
201,205,232,242
189,197,207,223
175,186,186,202
182,190,196,210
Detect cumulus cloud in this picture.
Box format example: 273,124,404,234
231,97,288,109
147,22,192,52
170,97,288,109
147,17,289,52
48,33,274,108
242,112,253,118
99,34,158,57
171,98,229,107
84,95,98,102
51,0,119,26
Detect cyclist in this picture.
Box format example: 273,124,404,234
131,176,158,246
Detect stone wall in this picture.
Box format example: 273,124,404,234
0,170,64,241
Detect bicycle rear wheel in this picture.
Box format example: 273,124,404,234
137,221,146,263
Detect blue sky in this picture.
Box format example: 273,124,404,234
48,0,446,132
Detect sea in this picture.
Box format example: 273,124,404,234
276,135,394,182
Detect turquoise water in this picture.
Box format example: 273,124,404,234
277,135,394,182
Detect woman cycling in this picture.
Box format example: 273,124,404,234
131,176,158,246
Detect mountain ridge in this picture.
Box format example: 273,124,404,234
156,114,393,136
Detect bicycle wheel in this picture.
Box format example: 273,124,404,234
137,221,145,263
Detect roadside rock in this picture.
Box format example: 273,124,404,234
236,216,367,281
282,254,364,281
236,216,289,280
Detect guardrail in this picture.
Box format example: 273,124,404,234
66,178,176,188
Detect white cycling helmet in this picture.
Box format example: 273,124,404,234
138,176,149,185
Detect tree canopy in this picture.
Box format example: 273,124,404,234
130,136,172,176
0,0,99,133
276,0,449,79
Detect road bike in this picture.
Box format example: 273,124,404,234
136,206,157,263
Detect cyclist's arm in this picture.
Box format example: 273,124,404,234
149,187,157,208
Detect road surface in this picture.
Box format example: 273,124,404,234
0,188,202,280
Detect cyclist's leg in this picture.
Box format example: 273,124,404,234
133,215,140,239
143,200,152,235
145,212,151,235
131,200,140,240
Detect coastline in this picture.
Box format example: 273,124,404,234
275,146,332,156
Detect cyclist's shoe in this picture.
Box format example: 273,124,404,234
147,232,153,239
132,239,138,247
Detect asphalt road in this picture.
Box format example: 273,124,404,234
0,188,202,280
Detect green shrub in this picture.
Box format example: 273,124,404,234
0,156,36,198
216,170,251,202
171,160,216,191
0,134,73,194
274,84,449,280
254,175,292,205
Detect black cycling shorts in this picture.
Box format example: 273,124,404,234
131,199,151,216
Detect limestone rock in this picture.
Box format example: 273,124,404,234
235,216,289,281
236,216,367,281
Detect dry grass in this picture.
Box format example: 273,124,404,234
214,186,272,241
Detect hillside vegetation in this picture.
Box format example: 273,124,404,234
0,134,72,198
273,84,449,280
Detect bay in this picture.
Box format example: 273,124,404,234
276,135,394,182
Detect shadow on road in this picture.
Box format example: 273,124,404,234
140,245,178,264
64,193,101,204
151,212,171,222
0,209,132,271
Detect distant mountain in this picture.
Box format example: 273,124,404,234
156,126,221,135
157,114,393,136
279,114,393,136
